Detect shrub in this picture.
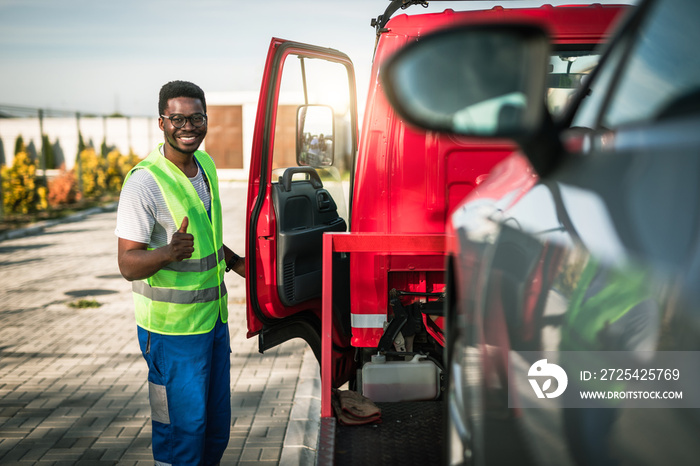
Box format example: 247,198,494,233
76,147,107,198
75,147,142,198
47,170,80,207
105,149,141,193
2,151,47,215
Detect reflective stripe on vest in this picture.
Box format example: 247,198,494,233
162,247,225,273
133,280,227,305
123,145,227,335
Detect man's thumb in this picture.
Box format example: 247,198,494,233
178,216,189,233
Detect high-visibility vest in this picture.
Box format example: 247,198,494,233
559,257,654,405
560,257,651,351
123,145,228,335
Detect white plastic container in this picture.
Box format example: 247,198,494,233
361,353,442,402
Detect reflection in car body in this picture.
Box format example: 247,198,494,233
381,0,700,464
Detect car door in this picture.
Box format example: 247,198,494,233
245,38,358,382
486,1,700,464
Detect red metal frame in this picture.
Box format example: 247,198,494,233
321,232,446,418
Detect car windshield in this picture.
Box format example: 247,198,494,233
547,47,601,115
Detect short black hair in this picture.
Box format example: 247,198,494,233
158,80,207,115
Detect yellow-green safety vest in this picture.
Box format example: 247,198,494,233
560,258,651,352
123,145,228,335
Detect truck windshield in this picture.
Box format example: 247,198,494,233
547,47,601,116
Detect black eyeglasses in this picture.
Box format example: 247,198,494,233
161,113,207,128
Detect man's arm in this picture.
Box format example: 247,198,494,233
223,244,245,278
118,217,194,281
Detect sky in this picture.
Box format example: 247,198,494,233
0,0,636,118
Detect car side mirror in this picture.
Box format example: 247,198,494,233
381,23,563,174
296,104,334,167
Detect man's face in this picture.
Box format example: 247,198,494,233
159,96,207,155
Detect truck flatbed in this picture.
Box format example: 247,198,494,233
318,401,444,465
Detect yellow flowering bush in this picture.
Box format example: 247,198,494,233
77,147,142,198
2,151,47,215
77,147,107,198
1,143,143,219
106,149,141,193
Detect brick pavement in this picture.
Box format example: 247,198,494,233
0,182,321,465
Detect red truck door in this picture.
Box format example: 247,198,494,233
244,38,358,382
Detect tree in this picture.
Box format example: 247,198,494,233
42,134,55,169
14,135,25,155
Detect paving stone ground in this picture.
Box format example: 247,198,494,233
0,182,320,465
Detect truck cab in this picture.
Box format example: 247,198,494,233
244,1,628,402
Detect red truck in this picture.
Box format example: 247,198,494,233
243,1,628,463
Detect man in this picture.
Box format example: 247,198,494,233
115,80,244,465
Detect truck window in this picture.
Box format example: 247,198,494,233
547,47,603,116
272,54,354,222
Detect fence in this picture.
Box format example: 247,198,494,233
0,104,159,221
0,104,159,171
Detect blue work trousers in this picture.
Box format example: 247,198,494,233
137,317,231,466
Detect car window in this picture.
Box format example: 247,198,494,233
570,38,629,129
602,0,700,127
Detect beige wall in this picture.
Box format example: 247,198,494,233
206,105,244,169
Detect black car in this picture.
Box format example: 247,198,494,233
381,0,700,465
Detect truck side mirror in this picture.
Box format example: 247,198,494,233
381,23,550,140
296,104,335,167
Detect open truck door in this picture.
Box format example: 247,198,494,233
245,38,358,387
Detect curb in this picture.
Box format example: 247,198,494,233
280,346,322,465
0,201,118,242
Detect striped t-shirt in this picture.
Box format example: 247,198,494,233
115,149,212,249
